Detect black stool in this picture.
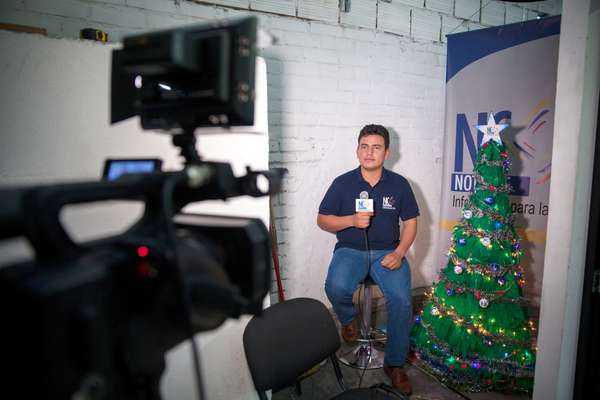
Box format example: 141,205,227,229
337,276,386,369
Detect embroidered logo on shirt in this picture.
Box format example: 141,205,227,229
382,196,396,210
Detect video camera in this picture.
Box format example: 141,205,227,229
0,16,281,400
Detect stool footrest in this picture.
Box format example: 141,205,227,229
356,337,386,344
336,342,386,370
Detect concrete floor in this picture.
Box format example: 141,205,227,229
272,294,534,400
271,350,531,400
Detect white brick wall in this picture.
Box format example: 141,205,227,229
425,0,453,14
395,0,425,7
505,3,525,23
442,14,468,40
411,7,441,42
378,1,411,36
468,21,487,31
25,0,90,19
0,0,563,304
251,0,296,16
209,0,250,8
127,0,180,14
0,0,564,42
526,7,542,20
297,0,339,24
339,0,376,29
538,0,562,15
454,0,480,22
260,15,448,301
481,0,505,26
89,3,146,29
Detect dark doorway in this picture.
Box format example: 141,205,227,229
573,95,600,399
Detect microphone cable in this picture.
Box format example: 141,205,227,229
357,226,372,388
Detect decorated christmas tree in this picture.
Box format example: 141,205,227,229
411,112,536,393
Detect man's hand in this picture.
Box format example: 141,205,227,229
381,250,405,270
352,212,373,229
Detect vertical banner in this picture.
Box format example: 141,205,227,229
440,17,561,304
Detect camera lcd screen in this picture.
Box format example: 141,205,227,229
111,16,257,130
103,158,162,181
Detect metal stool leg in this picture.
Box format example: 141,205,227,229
337,281,386,369
361,284,372,337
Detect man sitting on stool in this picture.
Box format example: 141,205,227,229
317,124,419,396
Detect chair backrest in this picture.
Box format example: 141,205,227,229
243,297,341,394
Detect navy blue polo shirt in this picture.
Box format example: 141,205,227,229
319,167,419,251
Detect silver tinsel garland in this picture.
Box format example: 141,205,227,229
417,319,535,377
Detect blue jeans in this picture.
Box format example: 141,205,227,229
324,247,412,367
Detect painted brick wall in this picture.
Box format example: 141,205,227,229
0,0,562,304
262,18,447,302
0,0,563,44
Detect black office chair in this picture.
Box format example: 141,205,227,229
243,297,406,399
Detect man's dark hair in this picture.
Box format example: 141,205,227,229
358,124,390,149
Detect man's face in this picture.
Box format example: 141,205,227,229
356,134,389,171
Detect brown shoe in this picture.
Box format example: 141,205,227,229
384,366,412,396
341,318,359,343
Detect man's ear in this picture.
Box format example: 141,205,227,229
384,148,390,160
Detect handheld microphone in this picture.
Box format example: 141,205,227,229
356,191,372,266
355,191,374,213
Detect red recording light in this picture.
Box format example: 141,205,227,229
137,246,150,257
